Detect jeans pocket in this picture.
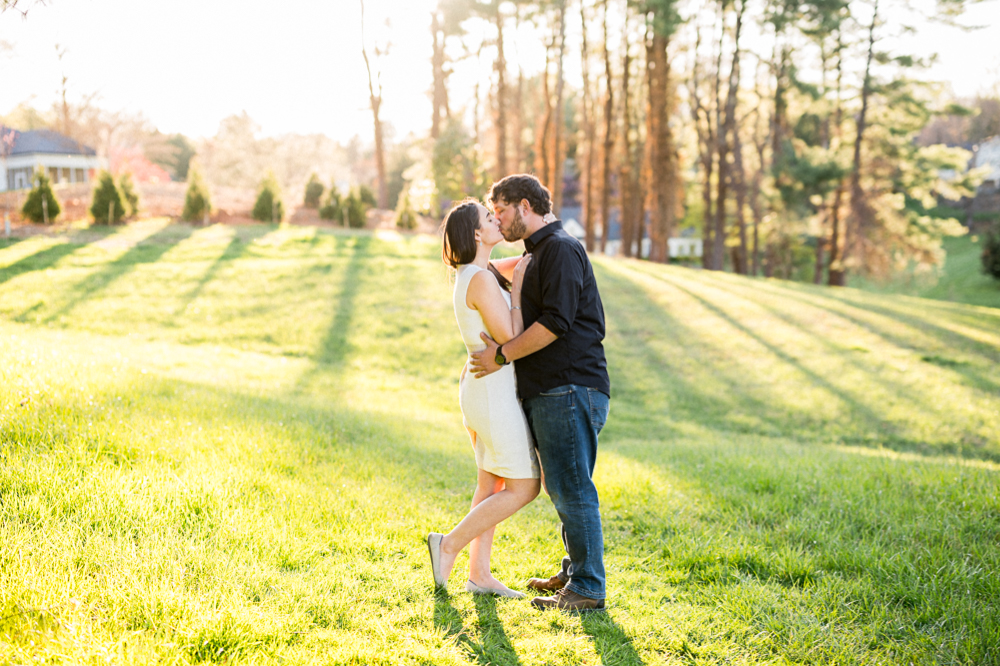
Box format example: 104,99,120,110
538,386,573,398
587,389,609,432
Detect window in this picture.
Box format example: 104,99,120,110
62,167,70,183
49,167,59,183
75,168,85,183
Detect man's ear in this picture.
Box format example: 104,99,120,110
520,199,531,214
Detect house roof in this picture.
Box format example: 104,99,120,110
0,126,97,157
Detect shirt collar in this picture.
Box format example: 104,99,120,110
524,220,562,253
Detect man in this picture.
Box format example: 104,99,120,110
469,174,611,611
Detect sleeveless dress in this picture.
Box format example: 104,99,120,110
453,264,540,480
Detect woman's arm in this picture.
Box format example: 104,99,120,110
510,255,531,337
466,271,515,344
490,256,521,282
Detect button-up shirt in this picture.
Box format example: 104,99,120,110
515,220,611,401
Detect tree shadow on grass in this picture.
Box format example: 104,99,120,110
295,235,373,391
596,266,827,442
171,225,272,319
41,223,195,323
0,241,84,286
581,612,645,666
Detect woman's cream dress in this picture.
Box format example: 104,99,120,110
453,264,540,479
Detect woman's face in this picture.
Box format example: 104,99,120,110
475,204,504,247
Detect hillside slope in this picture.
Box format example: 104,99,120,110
2,221,998,665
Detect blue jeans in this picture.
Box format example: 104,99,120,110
522,384,610,600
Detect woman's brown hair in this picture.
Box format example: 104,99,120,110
441,199,511,292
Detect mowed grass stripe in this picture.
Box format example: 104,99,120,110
2,223,999,664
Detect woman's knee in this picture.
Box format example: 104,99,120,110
510,478,541,505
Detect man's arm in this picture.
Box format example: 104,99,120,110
468,322,558,378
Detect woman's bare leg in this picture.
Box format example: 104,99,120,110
467,470,505,586
437,474,541,583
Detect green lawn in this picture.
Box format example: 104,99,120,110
2,219,998,665
851,234,1000,309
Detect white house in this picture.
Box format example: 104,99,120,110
1,126,103,192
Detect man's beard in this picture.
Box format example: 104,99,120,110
503,206,527,241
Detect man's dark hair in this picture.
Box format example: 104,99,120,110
488,174,552,216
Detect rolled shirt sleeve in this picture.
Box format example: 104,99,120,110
534,241,584,338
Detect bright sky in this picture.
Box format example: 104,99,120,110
0,0,997,144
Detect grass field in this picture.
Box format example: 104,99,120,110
2,219,999,665
851,235,1000,309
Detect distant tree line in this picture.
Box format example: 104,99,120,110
393,0,996,285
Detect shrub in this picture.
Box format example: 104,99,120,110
304,173,324,209
182,167,212,222
344,188,370,229
357,184,377,208
319,185,343,223
118,172,139,218
252,173,284,223
982,224,1000,281
90,171,125,224
394,189,417,230
21,169,61,224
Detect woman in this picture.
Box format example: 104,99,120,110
427,199,541,598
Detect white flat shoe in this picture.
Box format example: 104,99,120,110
466,579,526,599
426,533,447,589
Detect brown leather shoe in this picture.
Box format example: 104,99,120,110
531,588,606,612
525,574,566,592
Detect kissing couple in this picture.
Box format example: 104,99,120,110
427,173,611,611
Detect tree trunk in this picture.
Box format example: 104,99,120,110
599,0,615,255
552,0,568,217
619,19,635,258
645,17,675,263
360,0,388,209
690,26,715,271
430,12,449,140
843,0,878,285
711,8,733,272
580,0,596,251
728,4,748,273
494,6,508,179
828,28,848,287
535,44,553,188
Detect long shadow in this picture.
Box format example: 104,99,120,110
469,594,521,665
42,223,194,323
663,276,898,438
431,591,521,666
688,270,1000,404
595,264,828,442
171,225,271,319
581,613,645,666
710,275,1000,395
748,277,1000,365
295,235,373,391
0,241,83,286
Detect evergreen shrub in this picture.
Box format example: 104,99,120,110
357,184,377,208
118,172,139,218
319,186,343,223
182,167,212,222
982,224,1000,281
394,190,417,230
345,188,370,229
304,173,324,209
252,173,284,223
90,171,125,224
21,169,61,224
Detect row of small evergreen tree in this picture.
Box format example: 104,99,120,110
20,167,406,232
21,169,139,225
303,173,375,229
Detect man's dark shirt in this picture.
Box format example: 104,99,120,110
515,220,611,401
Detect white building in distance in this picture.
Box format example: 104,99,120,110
1,126,103,192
